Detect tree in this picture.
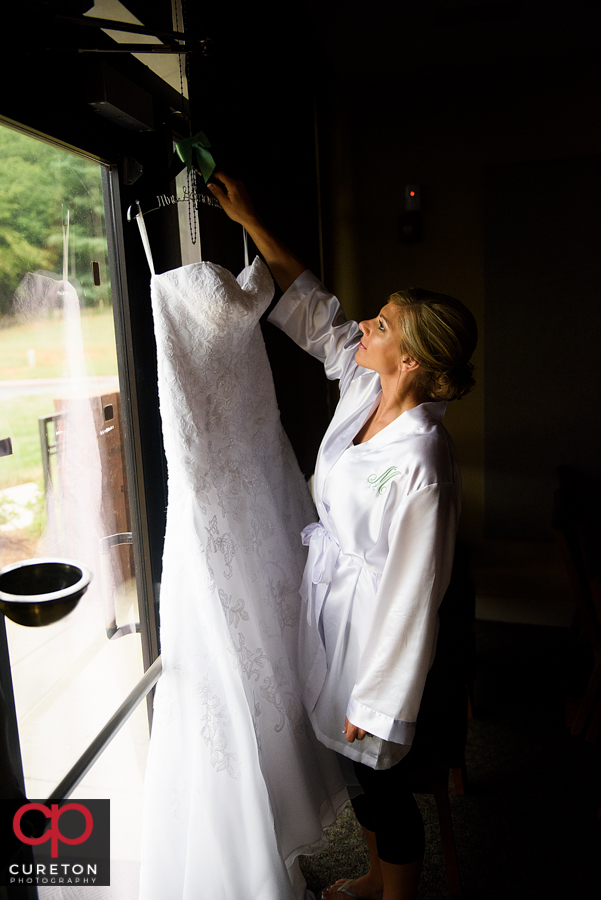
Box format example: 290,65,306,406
0,125,110,319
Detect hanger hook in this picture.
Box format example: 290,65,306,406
127,200,142,222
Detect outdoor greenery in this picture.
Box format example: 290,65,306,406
0,307,118,381
0,394,55,490
0,309,119,491
0,126,119,501
0,124,111,318
0,485,46,538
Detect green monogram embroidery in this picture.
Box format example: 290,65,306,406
367,466,401,494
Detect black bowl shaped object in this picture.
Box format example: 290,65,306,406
0,559,92,627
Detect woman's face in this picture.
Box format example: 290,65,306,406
355,302,406,375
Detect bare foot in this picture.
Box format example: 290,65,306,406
321,875,383,900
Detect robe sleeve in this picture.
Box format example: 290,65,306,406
345,481,459,745
267,269,361,394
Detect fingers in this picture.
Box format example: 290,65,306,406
210,171,251,204
212,170,236,189
343,718,367,743
207,171,257,226
210,171,244,202
207,180,227,203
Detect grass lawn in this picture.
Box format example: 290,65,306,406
0,394,57,489
0,308,119,490
0,307,118,380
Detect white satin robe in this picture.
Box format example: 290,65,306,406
268,270,461,770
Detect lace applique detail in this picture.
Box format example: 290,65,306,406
219,589,249,628
205,515,238,580
266,565,302,630
260,675,287,733
168,777,191,822
216,532,237,580
232,633,268,682
197,678,240,778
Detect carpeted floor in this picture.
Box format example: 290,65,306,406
299,620,601,899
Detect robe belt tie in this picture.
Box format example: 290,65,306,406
300,521,341,629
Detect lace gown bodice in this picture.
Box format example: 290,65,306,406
139,258,346,900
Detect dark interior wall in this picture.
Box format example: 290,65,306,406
317,54,601,543
484,155,601,540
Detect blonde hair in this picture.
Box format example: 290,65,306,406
388,288,478,401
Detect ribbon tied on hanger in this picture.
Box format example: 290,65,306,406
175,130,216,184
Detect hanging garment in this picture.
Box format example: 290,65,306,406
139,258,347,900
268,270,461,771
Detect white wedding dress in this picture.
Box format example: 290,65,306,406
138,257,347,900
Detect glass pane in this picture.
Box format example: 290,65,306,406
0,123,149,879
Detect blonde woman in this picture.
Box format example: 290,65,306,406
209,173,477,900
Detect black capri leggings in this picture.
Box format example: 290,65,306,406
350,757,425,865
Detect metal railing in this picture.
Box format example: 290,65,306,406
99,531,140,639
46,655,162,802
38,413,63,502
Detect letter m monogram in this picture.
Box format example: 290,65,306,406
367,466,401,495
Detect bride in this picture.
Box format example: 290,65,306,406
209,172,477,900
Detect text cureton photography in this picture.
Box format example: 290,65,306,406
0,799,110,888
8,861,100,886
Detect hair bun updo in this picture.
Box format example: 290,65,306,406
428,360,476,402
388,288,478,402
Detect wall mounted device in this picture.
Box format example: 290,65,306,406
400,183,423,242
88,63,154,132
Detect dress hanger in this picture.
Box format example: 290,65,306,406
128,201,155,276
128,198,250,276
127,128,251,275
127,128,215,275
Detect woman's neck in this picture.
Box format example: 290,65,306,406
354,376,428,445
377,372,428,423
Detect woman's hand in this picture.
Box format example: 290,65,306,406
344,717,368,743
207,171,259,229
208,171,305,293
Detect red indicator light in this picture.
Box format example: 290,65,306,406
410,191,415,197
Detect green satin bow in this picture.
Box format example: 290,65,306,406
175,131,216,184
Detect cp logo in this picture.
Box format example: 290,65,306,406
13,803,94,858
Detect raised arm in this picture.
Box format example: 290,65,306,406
207,172,305,292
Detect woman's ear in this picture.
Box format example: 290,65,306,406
400,356,420,372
